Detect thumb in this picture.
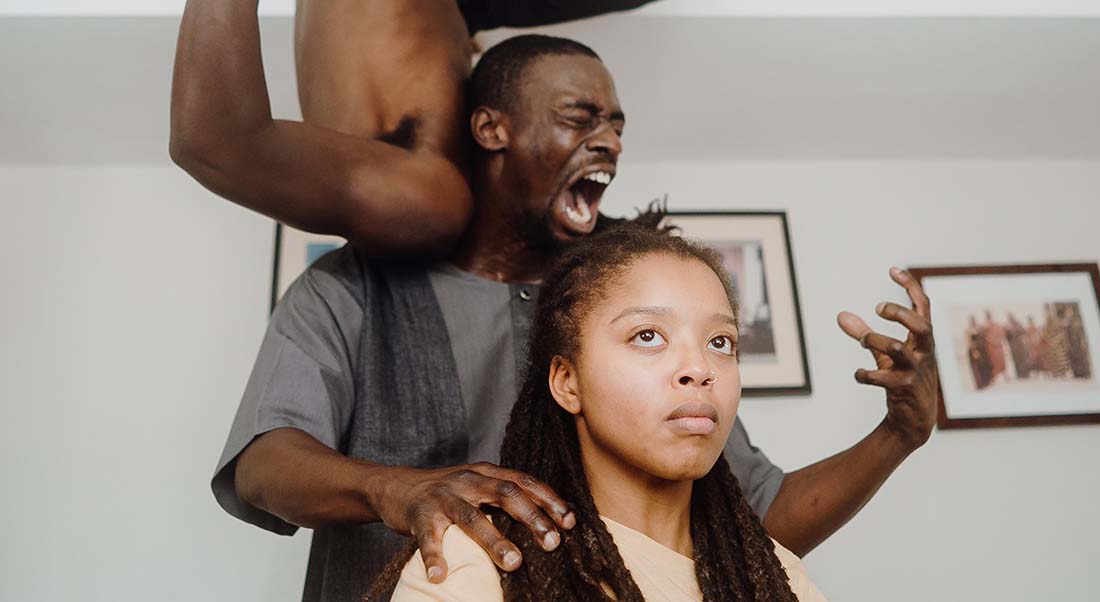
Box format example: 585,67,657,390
837,311,871,342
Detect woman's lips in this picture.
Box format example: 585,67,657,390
666,417,717,435
664,402,719,435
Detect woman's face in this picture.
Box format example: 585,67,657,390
553,252,742,483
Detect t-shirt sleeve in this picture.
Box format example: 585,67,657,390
390,526,504,602
210,251,363,535
725,416,786,519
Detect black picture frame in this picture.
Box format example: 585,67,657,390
663,211,812,397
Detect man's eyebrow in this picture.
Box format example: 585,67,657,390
609,306,672,324
562,100,626,122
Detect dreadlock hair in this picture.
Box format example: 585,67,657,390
368,209,797,602
469,34,601,115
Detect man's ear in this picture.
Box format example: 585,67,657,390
548,355,581,415
471,106,510,151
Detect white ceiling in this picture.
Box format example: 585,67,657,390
5,0,1100,17
2,15,1099,165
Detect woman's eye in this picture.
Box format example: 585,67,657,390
708,335,736,356
631,329,666,348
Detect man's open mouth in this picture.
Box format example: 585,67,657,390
559,169,614,233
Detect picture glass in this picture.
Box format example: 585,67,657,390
922,270,1100,422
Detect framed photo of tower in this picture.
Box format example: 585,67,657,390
907,263,1100,429
663,211,811,397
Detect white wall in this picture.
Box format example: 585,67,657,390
0,166,310,601
3,160,1099,601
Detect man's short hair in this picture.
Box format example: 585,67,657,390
469,34,601,114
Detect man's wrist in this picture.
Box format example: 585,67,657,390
876,417,929,459
356,462,403,525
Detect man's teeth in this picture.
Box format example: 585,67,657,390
564,171,609,225
565,196,592,225
582,171,613,185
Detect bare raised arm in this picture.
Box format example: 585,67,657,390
169,0,472,257
762,268,940,556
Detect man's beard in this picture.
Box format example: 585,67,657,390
513,204,566,257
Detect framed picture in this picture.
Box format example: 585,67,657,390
663,211,811,396
908,263,1100,429
270,224,346,311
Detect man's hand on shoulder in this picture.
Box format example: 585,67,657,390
368,463,576,583
837,267,940,451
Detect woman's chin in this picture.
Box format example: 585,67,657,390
652,452,721,482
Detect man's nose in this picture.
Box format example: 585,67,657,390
586,123,622,159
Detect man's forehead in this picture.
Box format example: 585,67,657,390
527,56,619,104
527,54,612,88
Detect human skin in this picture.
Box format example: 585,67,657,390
235,55,939,580
763,267,940,556
171,0,654,259
548,253,742,557
217,30,937,590
294,0,473,159
234,51,624,583
170,0,473,257
450,53,624,282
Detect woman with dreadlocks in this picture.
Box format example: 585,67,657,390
370,221,826,601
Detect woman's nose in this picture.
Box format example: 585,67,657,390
673,348,715,388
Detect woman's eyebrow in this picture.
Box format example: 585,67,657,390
709,312,738,329
609,306,672,324
609,307,737,329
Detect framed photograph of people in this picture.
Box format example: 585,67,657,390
662,211,811,396
908,263,1100,429
270,224,346,311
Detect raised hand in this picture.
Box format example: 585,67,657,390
373,462,576,583
837,267,940,449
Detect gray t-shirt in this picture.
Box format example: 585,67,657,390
426,263,536,465
211,249,785,592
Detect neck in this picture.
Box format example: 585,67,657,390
580,433,695,558
448,159,553,283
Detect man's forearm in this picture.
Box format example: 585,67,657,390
762,419,919,557
235,427,576,580
235,427,390,528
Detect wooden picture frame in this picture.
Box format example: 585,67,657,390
908,263,1100,429
663,211,812,397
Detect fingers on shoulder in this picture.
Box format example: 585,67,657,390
414,519,491,567
398,525,498,593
